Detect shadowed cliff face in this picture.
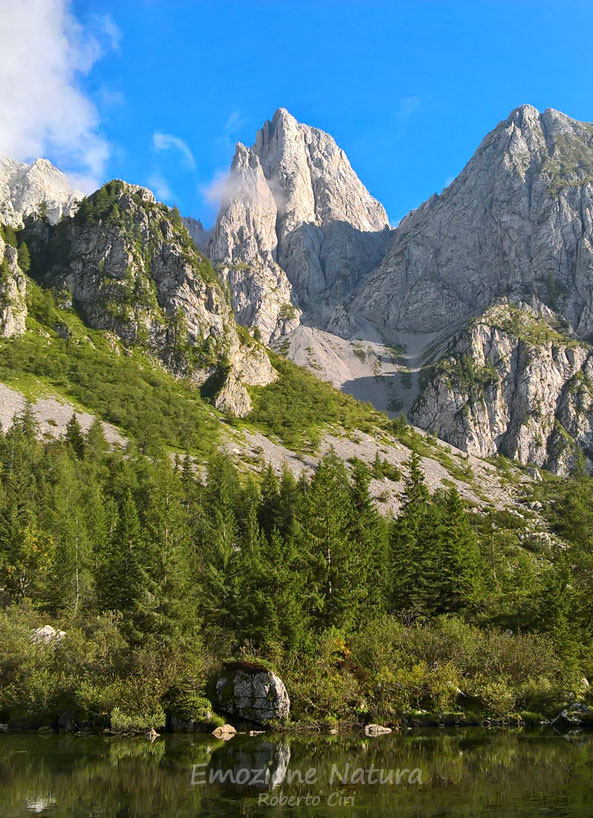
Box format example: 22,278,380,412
5,104,593,470
207,108,389,342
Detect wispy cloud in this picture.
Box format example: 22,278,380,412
148,173,174,202
397,96,421,122
92,13,122,52
152,132,195,169
224,110,244,134
201,170,232,206
0,0,121,192
96,86,125,109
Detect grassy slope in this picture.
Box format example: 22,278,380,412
0,279,536,511
0,281,397,462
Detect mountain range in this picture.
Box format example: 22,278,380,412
2,103,593,474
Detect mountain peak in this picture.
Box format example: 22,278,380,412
271,107,295,124
0,155,81,227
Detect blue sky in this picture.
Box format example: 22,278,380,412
4,1,593,226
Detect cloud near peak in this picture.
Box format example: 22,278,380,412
0,0,120,193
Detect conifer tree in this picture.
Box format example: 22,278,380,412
17,242,31,272
389,452,431,614
302,451,363,629
258,464,281,539
197,455,242,634
65,413,85,458
141,458,194,640
85,417,109,461
349,458,388,612
98,489,146,628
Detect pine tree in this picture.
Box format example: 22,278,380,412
197,455,242,635
349,458,388,613
65,413,85,458
389,452,431,614
85,417,109,461
433,488,482,613
141,458,194,640
98,488,146,630
302,451,362,629
44,450,94,613
258,464,281,539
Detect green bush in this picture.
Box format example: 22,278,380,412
110,704,166,734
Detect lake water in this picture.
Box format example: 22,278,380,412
1,728,592,817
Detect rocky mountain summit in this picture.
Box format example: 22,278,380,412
207,108,390,342
0,157,81,228
4,103,593,470
350,105,593,338
25,180,274,415
196,104,593,471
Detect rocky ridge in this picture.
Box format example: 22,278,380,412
350,105,593,338
0,228,27,338
26,180,274,415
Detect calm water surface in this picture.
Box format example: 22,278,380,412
1,728,592,817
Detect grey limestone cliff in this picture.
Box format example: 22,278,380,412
207,108,390,341
28,180,274,415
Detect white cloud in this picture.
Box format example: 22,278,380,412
152,132,195,169
397,96,421,121
201,169,235,205
148,173,174,203
0,0,119,192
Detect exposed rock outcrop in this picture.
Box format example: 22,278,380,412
207,108,389,340
28,180,274,416
351,105,593,339
410,300,593,474
182,216,209,251
216,663,290,725
0,230,27,337
0,157,81,228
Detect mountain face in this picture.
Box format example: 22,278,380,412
26,180,274,415
350,105,593,338
0,157,81,228
410,300,593,473
202,104,593,471
207,108,390,342
4,104,593,472
314,103,593,472
182,216,209,251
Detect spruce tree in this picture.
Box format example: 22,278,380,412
389,452,431,614
302,451,362,629
17,242,31,272
65,413,86,458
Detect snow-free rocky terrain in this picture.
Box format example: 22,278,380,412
3,103,593,473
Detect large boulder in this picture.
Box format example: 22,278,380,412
215,662,290,725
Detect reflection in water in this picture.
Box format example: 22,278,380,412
209,739,291,789
0,729,593,817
